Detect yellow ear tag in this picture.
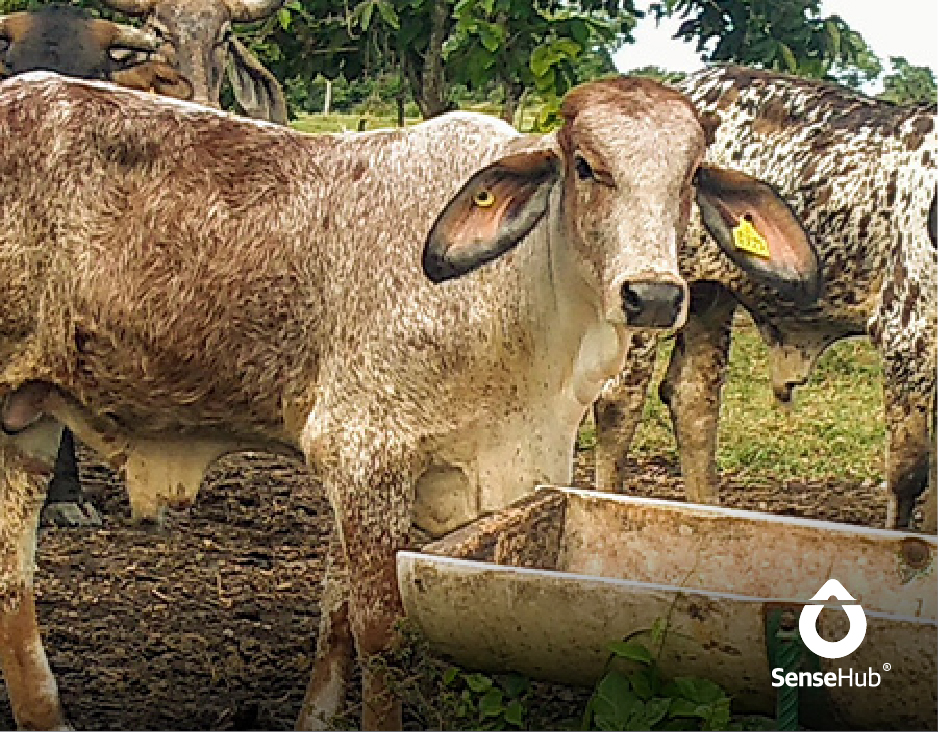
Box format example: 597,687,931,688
474,190,496,208
732,218,771,259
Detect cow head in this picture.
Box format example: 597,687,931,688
0,5,146,78
0,5,193,99
423,77,821,331
99,0,286,123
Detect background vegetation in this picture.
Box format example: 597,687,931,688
2,0,935,123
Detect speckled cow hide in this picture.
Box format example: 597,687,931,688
595,65,937,532
0,72,715,730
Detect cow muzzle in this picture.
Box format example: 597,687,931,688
615,277,688,330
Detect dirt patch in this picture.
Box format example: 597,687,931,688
0,444,905,730
2,449,331,731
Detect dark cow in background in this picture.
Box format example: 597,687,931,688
0,3,194,527
0,4,190,96
594,65,937,531
100,0,287,123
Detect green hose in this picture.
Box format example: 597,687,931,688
766,608,804,731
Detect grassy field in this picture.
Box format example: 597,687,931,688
627,316,884,484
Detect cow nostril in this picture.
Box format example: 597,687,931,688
620,281,685,328
621,284,643,318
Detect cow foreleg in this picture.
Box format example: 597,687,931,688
0,421,67,730
339,480,410,731
297,531,354,730
308,442,413,731
658,283,736,505
882,382,933,531
593,332,658,490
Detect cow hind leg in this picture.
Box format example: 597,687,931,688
0,421,68,730
658,283,736,505
41,428,101,528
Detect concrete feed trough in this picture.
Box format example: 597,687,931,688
397,487,937,730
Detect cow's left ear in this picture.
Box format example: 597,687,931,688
227,37,288,124
422,150,560,283
695,164,822,305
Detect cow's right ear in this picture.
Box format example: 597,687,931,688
422,150,559,283
227,37,287,124
695,164,822,305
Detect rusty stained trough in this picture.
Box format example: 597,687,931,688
397,487,937,730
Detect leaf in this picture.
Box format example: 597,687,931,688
628,670,653,700
608,641,654,664
592,672,640,730
534,67,556,92
778,42,797,72
376,0,399,29
651,617,667,646
499,674,530,698
478,22,503,52
638,697,671,728
567,18,590,45
668,698,709,719
702,697,732,730
465,673,494,694
665,676,727,705
825,19,842,55
530,45,553,78
442,667,459,686
503,699,525,727
479,689,504,719
359,0,374,31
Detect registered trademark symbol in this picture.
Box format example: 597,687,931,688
883,663,892,672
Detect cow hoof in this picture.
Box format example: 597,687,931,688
41,500,103,528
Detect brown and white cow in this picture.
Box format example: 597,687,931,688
594,65,937,531
101,0,287,123
0,72,816,729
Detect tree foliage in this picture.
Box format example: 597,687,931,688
1,0,905,122
880,56,937,104
649,0,881,83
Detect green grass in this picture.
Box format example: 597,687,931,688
290,113,417,134
629,318,885,482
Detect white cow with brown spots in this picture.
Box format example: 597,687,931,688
594,66,936,532
0,72,817,729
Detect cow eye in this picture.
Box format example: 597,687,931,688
0,37,9,52
575,155,594,181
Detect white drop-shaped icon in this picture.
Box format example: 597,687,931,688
799,579,867,659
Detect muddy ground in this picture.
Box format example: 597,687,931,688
0,444,904,730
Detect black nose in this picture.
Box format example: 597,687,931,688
621,281,685,328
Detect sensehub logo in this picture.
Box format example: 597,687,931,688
771,579,887,689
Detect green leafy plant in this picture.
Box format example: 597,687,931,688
583,638,731,731
441,668,531,729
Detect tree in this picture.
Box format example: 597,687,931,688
649,0,881,82
624,64,686,84
880,57,937,104
444,0,638,122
